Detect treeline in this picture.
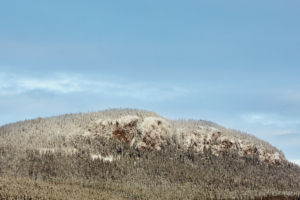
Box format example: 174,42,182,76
1,136,300,199
0,108,278,152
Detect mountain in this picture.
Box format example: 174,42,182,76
0,108,299,199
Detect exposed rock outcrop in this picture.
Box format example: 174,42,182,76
139,117,171,150
84,115,171,150
112,115,140,143
83,115,286,165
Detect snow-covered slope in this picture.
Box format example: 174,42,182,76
0,108,287,165
83,113,286,165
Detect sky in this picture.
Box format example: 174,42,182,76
0,0,299,165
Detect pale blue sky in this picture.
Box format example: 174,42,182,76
1,0,300,164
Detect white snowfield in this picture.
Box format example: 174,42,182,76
83,115,287,165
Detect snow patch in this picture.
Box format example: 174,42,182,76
91,154,115,162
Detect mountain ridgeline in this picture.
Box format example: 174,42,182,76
0,108,299,199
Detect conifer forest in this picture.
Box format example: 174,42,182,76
0,108,299,199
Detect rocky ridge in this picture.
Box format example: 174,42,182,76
83,115,286,165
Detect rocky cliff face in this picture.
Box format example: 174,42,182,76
83,115,286,165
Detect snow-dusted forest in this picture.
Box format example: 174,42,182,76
0,108,299,199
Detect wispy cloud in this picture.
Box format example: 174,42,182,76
0,72,191,101
242,113,300,131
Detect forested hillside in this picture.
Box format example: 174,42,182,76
0,108,299,199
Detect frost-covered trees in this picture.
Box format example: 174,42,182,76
0,108,299,199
